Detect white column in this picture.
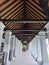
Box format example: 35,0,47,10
31,41,34,56
28,41,32,54
32,39,35,57
15,38,22,56
34,38,37,60
47,32,49,43
47,30,49,43
18,40,22,54
15,38,18,56
4,30,12,65
36,36,42,65
10,35,15,60
14,38,17,57
39,31,49,65
45,22,49,44
0,22,5,51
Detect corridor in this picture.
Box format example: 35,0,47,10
10,51,38,65
0,22,49,65
0,0,49,65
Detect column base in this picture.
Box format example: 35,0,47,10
37,58,42,65
12,57,15,60
6,60,10,65
34,55,37,60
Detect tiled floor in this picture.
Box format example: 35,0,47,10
10,51,38,65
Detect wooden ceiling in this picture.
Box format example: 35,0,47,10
0,0,49,21
3,22,47,43
0,0,49,44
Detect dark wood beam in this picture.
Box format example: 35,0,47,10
13,11,23,19
26,6,41,19
15,34,36,36
33,0,46,15
27,11,37,19
39,0,49,18
0,19,49,22
0,0,9,6
27,1,45,19
10,8,23,19
13,33,46,36
5,3,23,19
1,0,22,17
4,28,46,32
23,0,27,20
1,0,16,13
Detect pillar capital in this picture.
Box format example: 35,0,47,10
39,31,46,35
15,38,17,40
11,35,15,39
35,35,40,39
34,37,36,40
38,31,47,40
18,40,21,43
45,22,49,34
0,21,5,30
0,22,5,51
15,37,19,42
33,38,36,41
5,30,12,36
45,22,49,30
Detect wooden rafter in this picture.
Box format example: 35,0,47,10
26,1,46,19
0,0,49,43
39,0,49,18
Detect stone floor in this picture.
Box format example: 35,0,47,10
10,51,38,65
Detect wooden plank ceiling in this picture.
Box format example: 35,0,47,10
0,0,49,44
